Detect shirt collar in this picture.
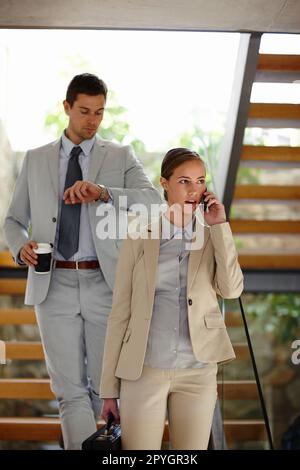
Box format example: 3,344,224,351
61,131,96,157
161,213,194,240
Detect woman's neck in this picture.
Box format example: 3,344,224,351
164,206,193,228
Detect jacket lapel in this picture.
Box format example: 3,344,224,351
143,218,161,315
47,139,61,198
88,136,107,182
187,218,210,292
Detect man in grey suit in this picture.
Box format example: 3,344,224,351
4,73,161,449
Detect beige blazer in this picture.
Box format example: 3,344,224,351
100,217,244,398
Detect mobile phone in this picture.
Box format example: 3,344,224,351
200,187,208,212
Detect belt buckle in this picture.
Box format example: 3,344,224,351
75,261,79,270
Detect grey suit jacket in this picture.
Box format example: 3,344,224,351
4,136,161,305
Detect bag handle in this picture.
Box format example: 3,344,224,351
105,411,117,434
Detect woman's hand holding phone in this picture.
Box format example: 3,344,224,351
201,190,227,226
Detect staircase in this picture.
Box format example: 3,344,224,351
0,252,267,449
230,52,300,271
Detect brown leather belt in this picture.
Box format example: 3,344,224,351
53,260,100,270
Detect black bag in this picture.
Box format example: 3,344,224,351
82,413,121,450
281,415,300,450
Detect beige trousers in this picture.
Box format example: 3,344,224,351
119,364,218,450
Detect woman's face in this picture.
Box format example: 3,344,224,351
160,160,206,213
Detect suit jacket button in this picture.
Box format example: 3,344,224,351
52,217,56,223
188,298,193,306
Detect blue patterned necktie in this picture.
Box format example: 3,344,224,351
58,146,83,259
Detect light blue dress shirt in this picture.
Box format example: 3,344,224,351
144,214,206,369
53,133,98,261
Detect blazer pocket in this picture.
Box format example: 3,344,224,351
204,313,226,329
122,328,132,343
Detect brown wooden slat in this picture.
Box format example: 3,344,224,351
239,254,300,269
5,310,243,327
4,342,248,361
0,250,16,268
218,381,258,400
0,417,265,443
5,342,44,360
0,378,258,401
0,279,26,295
233,343,249,360
231,220,300,233
257,54,300,72
0,379,54,399
241,145,300,162
0,417,61,441
225,312,243,327
234,185,300,199
0,308,36,325
249,103,300,120
224,420,266,444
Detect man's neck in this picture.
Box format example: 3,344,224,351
64,128,83,145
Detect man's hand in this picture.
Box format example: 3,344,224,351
101,398,120,424
63,181,109,204
20,240,38,267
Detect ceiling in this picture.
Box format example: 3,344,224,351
0,0,300,33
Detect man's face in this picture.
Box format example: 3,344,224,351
63,93,106,143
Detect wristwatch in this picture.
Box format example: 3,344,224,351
96,184,108,202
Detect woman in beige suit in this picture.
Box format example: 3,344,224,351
100,148,244,450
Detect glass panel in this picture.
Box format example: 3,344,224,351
251,83,300,105
219,294,300,450
236,167,300,185
233,234,300,253
260,34,300,54
244,128,300,146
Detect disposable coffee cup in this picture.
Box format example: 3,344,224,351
33,243,53,274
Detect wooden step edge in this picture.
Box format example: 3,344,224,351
249,103,300,120
0,378,258,400
0,279,27,295
0,417,266,443
231,220,300,233
0,308,36,325
5,342,44,360
3,341,250,362
238,254,300,269
241,145,300,162
257,54,300,72
234,185,300,200
0,250,22,269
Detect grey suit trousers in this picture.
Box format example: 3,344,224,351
35,266,112,450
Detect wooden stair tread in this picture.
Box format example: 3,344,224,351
257,54,300,72
5,342,44,360
238,254,300,269
0,378,258,400
241,145,300,162
231,220,300,233
0,417,266,442
0,308,243,327
0,279,27,295
0,308,36,325
2,341,249,361
234,185,300,199
248,103,300,120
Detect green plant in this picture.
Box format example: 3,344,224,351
244,293,300,345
